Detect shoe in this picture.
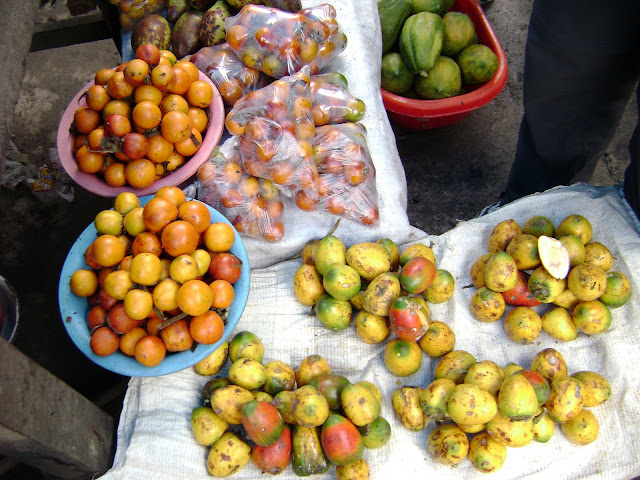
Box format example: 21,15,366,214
476,200,502,217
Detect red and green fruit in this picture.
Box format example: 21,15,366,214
388,295,429,342
399,256,436,294
320,414,364,466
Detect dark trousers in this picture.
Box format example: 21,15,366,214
503,0,640,218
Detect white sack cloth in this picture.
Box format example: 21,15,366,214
101,183,640,480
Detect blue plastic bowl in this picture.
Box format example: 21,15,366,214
58,196,250,377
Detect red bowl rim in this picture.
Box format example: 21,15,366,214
381,0,509,119
56,70,225,198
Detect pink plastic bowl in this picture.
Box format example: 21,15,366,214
57,70,224,197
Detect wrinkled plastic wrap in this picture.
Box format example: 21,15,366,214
310,72,366,125
297,122,379,225
196,137,286,242
224,3,347,78
226,66,319,198
190,44,272,107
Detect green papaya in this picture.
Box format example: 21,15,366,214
410,0,442,14
378,0,413,54
381,52,415,94
399,12,445,75
414,55,461,99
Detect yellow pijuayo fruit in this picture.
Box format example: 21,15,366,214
291,385,330,428
418,320,456,357
263,360,296,396
207,431,251,477
229,331,264,363
487,219,522,253
315,234,347,276
468,431,507,473
530,348,568,382
210,385,254,425
555,214,593,245
503,306,542,344
528,266,566,303
434,350,477,384
323,264,361,301
346,242,392,281
191,406,228,446
522,215,555,238
567,263,607,301
427,424,469,465
498,373,538,421
446,383,498,426
484,251,518,293
558,234,586,268
392,386,425,431
532,407,555,443
464,360,505,398
341,383,381,427
545,376,584,424
469,286,506,322
506,234,541,270
600,271,632,308
486,412,534,448
570,371,612,407
228,358,266,390
293,264,325,306
584,241,614,271
399,243,436,266
541,307,578,341
194,341,229,376
469,252,493,288
420,378,456,421
560,409,600,445
363,272,401,316
296,354,331,387
423,269,455,303
384,339,422,377
572,300,612,335
354,310,391,344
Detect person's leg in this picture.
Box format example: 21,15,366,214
623,83,640,220
502,0,640,204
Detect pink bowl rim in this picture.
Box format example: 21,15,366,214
56,70,224,198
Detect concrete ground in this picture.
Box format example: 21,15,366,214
0,0,636,478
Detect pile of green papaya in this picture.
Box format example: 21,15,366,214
190,331,391,478
392,347,612,472
378,0,499,99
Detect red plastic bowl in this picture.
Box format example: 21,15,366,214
381,0,508,130
57,71,225,197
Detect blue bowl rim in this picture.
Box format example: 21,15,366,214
58,195,250,377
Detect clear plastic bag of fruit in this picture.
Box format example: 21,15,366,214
196,138,286,242
225,66,319,198
190,44,272,107
224,3,348,79
310,73,367,126
108,0,168,33
295,122,379,226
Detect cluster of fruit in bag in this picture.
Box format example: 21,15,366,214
224,3,348,79
197,138,287,242
197,62,377,241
